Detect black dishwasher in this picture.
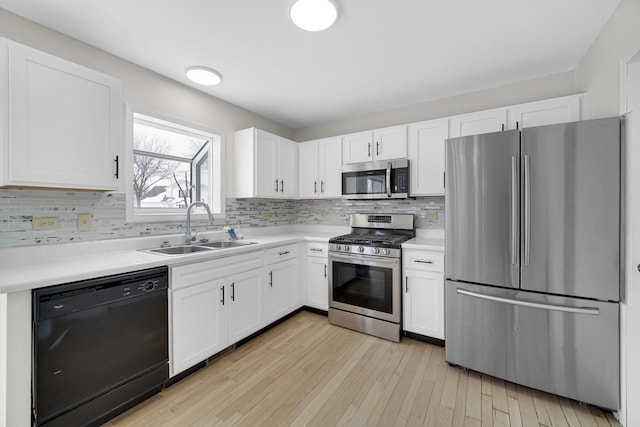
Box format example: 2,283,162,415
33,266,169,427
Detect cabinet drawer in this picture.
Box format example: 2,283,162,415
306,242,328,257
403,250,444,272
266,243,298,264
171,251,265,290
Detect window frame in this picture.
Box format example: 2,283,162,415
125,104,225,223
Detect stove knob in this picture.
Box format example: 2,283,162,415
344,245,350,251
383,248,391,255
335,244,341,251
373,247,380,254
357,246,364,253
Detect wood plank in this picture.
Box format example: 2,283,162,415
465,370,482,421
480,394,493,427
515,384,541,427
491,376,509,413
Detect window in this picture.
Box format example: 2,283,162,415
126,106,224,222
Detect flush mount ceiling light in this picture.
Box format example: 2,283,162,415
185,66,222,86
290,0,337,32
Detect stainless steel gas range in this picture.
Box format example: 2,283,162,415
328,213,415,342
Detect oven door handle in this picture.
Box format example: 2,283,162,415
329,252,400,267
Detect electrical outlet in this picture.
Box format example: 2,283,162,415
32,217,60,231
77,213,93,232
425,212,438,221
263,213,271,220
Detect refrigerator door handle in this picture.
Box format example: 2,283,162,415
456,288,600,315
511,156,518,265
523,154,531,266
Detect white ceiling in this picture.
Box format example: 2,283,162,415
0,0,622,129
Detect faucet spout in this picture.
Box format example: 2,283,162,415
185,201,215,244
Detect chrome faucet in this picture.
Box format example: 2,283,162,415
185,201,216,244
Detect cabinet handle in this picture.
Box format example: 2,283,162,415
415,259,434,264
231,282,235,301
280,180,284,192
501,123,505,131
221,285,225,305
279,251,290,256
114,155,119,179
376,141,380,156
368,143,371,157
314,181,317,194
269,271,273,287
274,179,279,192
516,121,520,130
405,276,408,293
324,264,327,278
443,172,446,189
310,248,323,252
321,180,324,193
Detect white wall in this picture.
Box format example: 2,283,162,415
0,7,295,198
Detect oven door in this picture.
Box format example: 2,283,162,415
329,252,401,323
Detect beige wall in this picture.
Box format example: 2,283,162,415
294,71,577,141
575,0,640,119
0,8,295,197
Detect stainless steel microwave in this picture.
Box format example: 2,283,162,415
341,159,409,199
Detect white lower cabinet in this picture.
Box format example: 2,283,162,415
265,244,300,323
403,249,445,340
170,251,264,377
227,268,264,344
305,242,328,311
171,277,227,376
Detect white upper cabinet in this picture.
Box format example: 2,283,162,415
234,128,298,198
408,119,448,196
0,38,122,190
449,108,507,138
507,95,581,129
299,137,342,198
342,125,407,164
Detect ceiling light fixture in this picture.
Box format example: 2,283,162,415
290,0,337,32
185,66,222,86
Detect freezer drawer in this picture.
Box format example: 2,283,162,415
445,281,619,410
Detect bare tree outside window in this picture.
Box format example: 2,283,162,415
132,134,179,207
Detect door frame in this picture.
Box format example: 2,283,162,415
619,41,640,427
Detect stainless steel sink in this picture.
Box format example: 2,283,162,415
199,240,257,248
142,245,215,256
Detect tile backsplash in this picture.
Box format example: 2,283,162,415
0,189,444,248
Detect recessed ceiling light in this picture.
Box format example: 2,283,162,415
290,0,337,32
185,66,222,86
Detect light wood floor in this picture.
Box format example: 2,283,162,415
106,311,620,427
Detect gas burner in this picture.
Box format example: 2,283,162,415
329,213,415,258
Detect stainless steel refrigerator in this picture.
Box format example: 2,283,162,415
445,117,621,410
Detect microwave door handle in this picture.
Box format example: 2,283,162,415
386,162,392,197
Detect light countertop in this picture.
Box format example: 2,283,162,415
0,225,346,294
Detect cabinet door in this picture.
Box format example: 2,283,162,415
278,138,299,198
306,257,328,310
408,119,448,196
373,126,407,160
450,109,507,138
318,137,342,198
403,270,444,339
299,141,319,198
255,129,279,197
227,268,264,343
171,278,226,376
507,95,581,129
266,260,298,323
2,38,122,190
342,131,373,164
